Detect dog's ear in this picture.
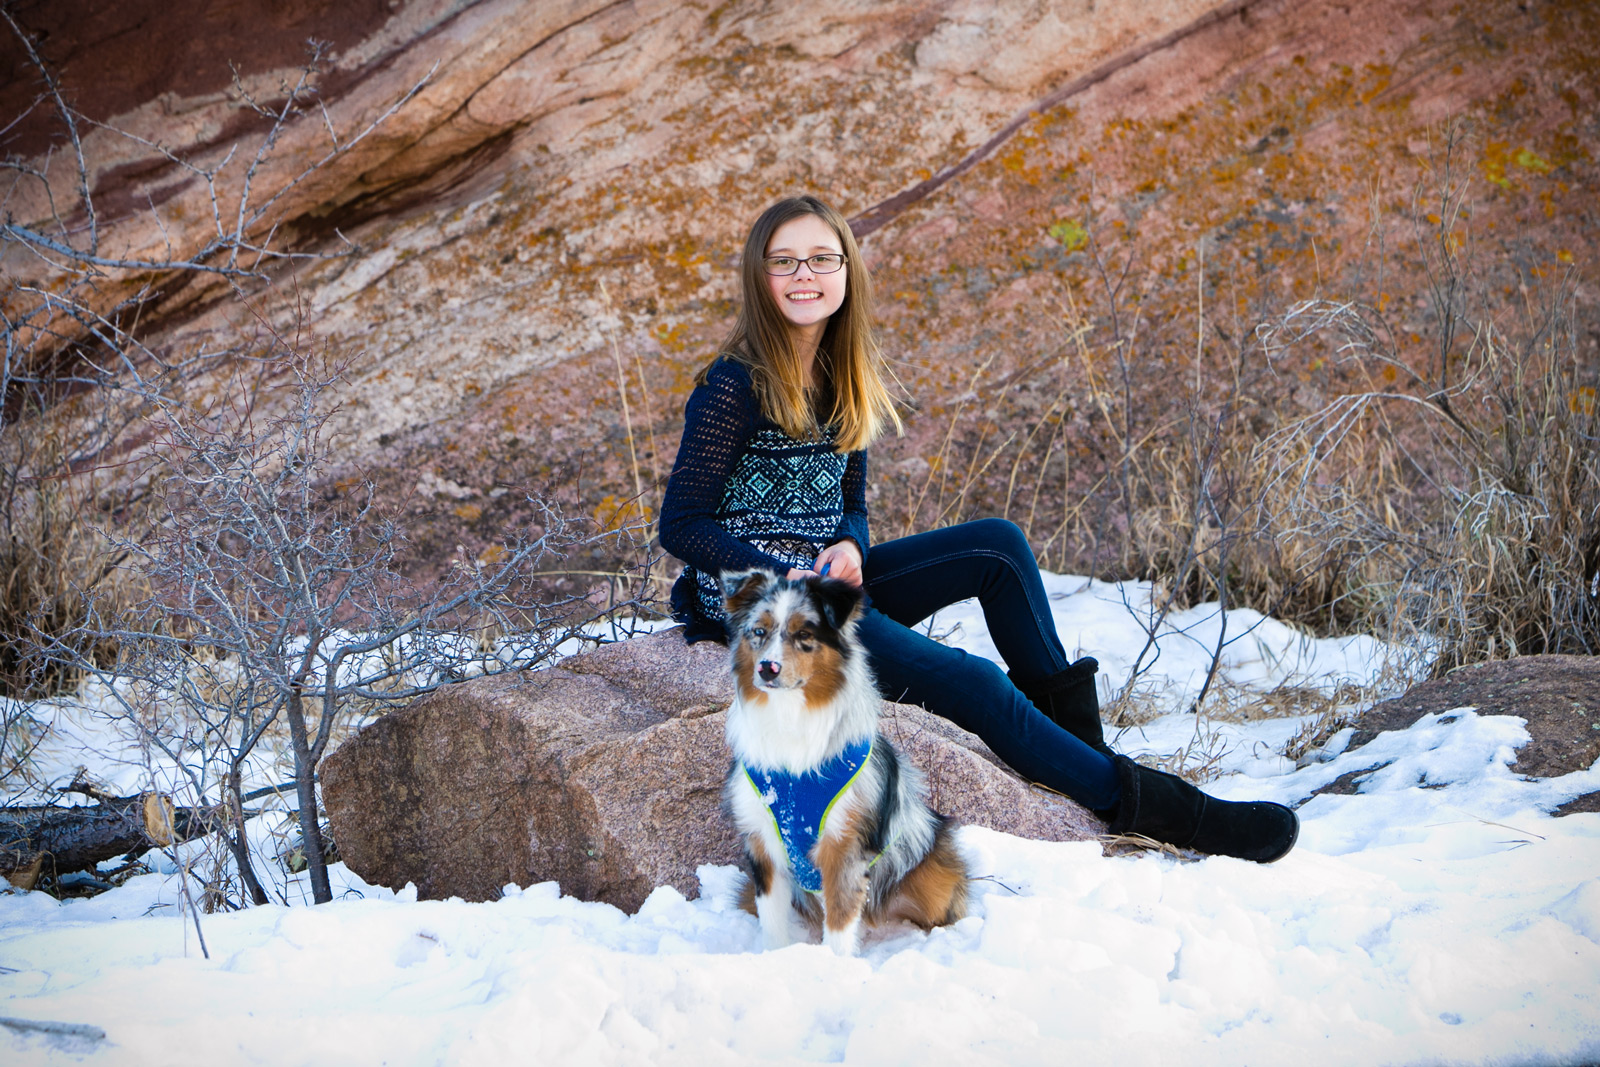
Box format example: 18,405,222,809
809,577,863,634
721,569,777,617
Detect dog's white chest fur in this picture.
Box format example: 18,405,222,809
725,688,849,773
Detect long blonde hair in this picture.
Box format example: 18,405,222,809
699,196,901,452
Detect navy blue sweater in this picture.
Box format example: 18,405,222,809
659,358,870,642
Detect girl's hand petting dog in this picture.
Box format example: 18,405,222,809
788,540,863,587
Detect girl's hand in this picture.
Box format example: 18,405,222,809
812,540,864,588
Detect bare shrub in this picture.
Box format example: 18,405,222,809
0,20,656,909
0,421,133,699
1,15,424,794
34,337,609,906
1257,291,1596,662
1,17,432,708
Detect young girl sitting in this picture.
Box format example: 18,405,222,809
658,195,1297,862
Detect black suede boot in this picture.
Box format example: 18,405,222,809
1094,755,1299,863
1011,657,1113,756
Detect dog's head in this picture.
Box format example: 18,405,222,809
720,569,863,704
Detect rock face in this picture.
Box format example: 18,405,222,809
321,629,1103,910
4,0,1593,591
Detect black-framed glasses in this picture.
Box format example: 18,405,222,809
763,253,847,276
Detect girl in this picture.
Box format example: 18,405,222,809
659,195,1297,862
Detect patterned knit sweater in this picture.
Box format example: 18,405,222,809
659,358,870,642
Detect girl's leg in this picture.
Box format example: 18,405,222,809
862,517,1071,679
854,607,1119,811
861,517,1114,775
856,519,1299,862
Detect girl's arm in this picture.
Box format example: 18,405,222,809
658,361,793,578
833,448,870,558
813,449,870,586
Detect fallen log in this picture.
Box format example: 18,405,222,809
1,792,210,890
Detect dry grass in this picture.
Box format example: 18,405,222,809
0,416,141,702
1253,285,1598,665
874,127,1596,680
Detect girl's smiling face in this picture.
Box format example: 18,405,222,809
763,214,847,335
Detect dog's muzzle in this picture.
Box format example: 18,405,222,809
757,659,782,684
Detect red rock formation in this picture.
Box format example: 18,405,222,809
3,0,1594,589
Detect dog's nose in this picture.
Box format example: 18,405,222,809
758,660,781,683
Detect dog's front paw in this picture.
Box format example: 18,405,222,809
755,893,795,950
822,918,861,957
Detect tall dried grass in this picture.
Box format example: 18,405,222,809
1256,282,1597,665
0,415,133,700
875,129,1596,673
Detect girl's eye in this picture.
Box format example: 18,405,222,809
764,257,797,273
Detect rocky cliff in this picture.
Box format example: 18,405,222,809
4,0,1594,589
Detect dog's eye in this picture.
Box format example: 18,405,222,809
794,631,814,649
750,627,767,639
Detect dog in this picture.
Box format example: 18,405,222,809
718,568,969,956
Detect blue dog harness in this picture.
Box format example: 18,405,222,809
741,737,874,893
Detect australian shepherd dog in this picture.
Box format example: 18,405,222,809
719,569,969,956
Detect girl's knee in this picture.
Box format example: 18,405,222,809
969,654,1012,690
969,517,1032,563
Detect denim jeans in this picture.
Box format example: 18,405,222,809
858,518,1121,811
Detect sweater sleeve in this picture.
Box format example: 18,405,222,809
832,448,871,558
658,360,793,578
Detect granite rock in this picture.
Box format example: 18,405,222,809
321,629,1103,910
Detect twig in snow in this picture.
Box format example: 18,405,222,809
0,1016,107,1042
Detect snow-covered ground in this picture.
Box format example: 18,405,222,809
4,574,1599,1066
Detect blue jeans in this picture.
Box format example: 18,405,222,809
859,518,1121,811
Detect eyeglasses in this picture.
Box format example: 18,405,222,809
763,253,847,276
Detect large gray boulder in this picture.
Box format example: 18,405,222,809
321,629,1104,911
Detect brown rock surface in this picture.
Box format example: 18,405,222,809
1322,654,1600,813
5,0,1592,590
321,628,1103,910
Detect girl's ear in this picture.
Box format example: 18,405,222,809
720,569,777,617
809,577,863,634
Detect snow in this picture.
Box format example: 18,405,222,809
4,575,1599,1066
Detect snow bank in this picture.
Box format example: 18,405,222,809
3,576,1598,1066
